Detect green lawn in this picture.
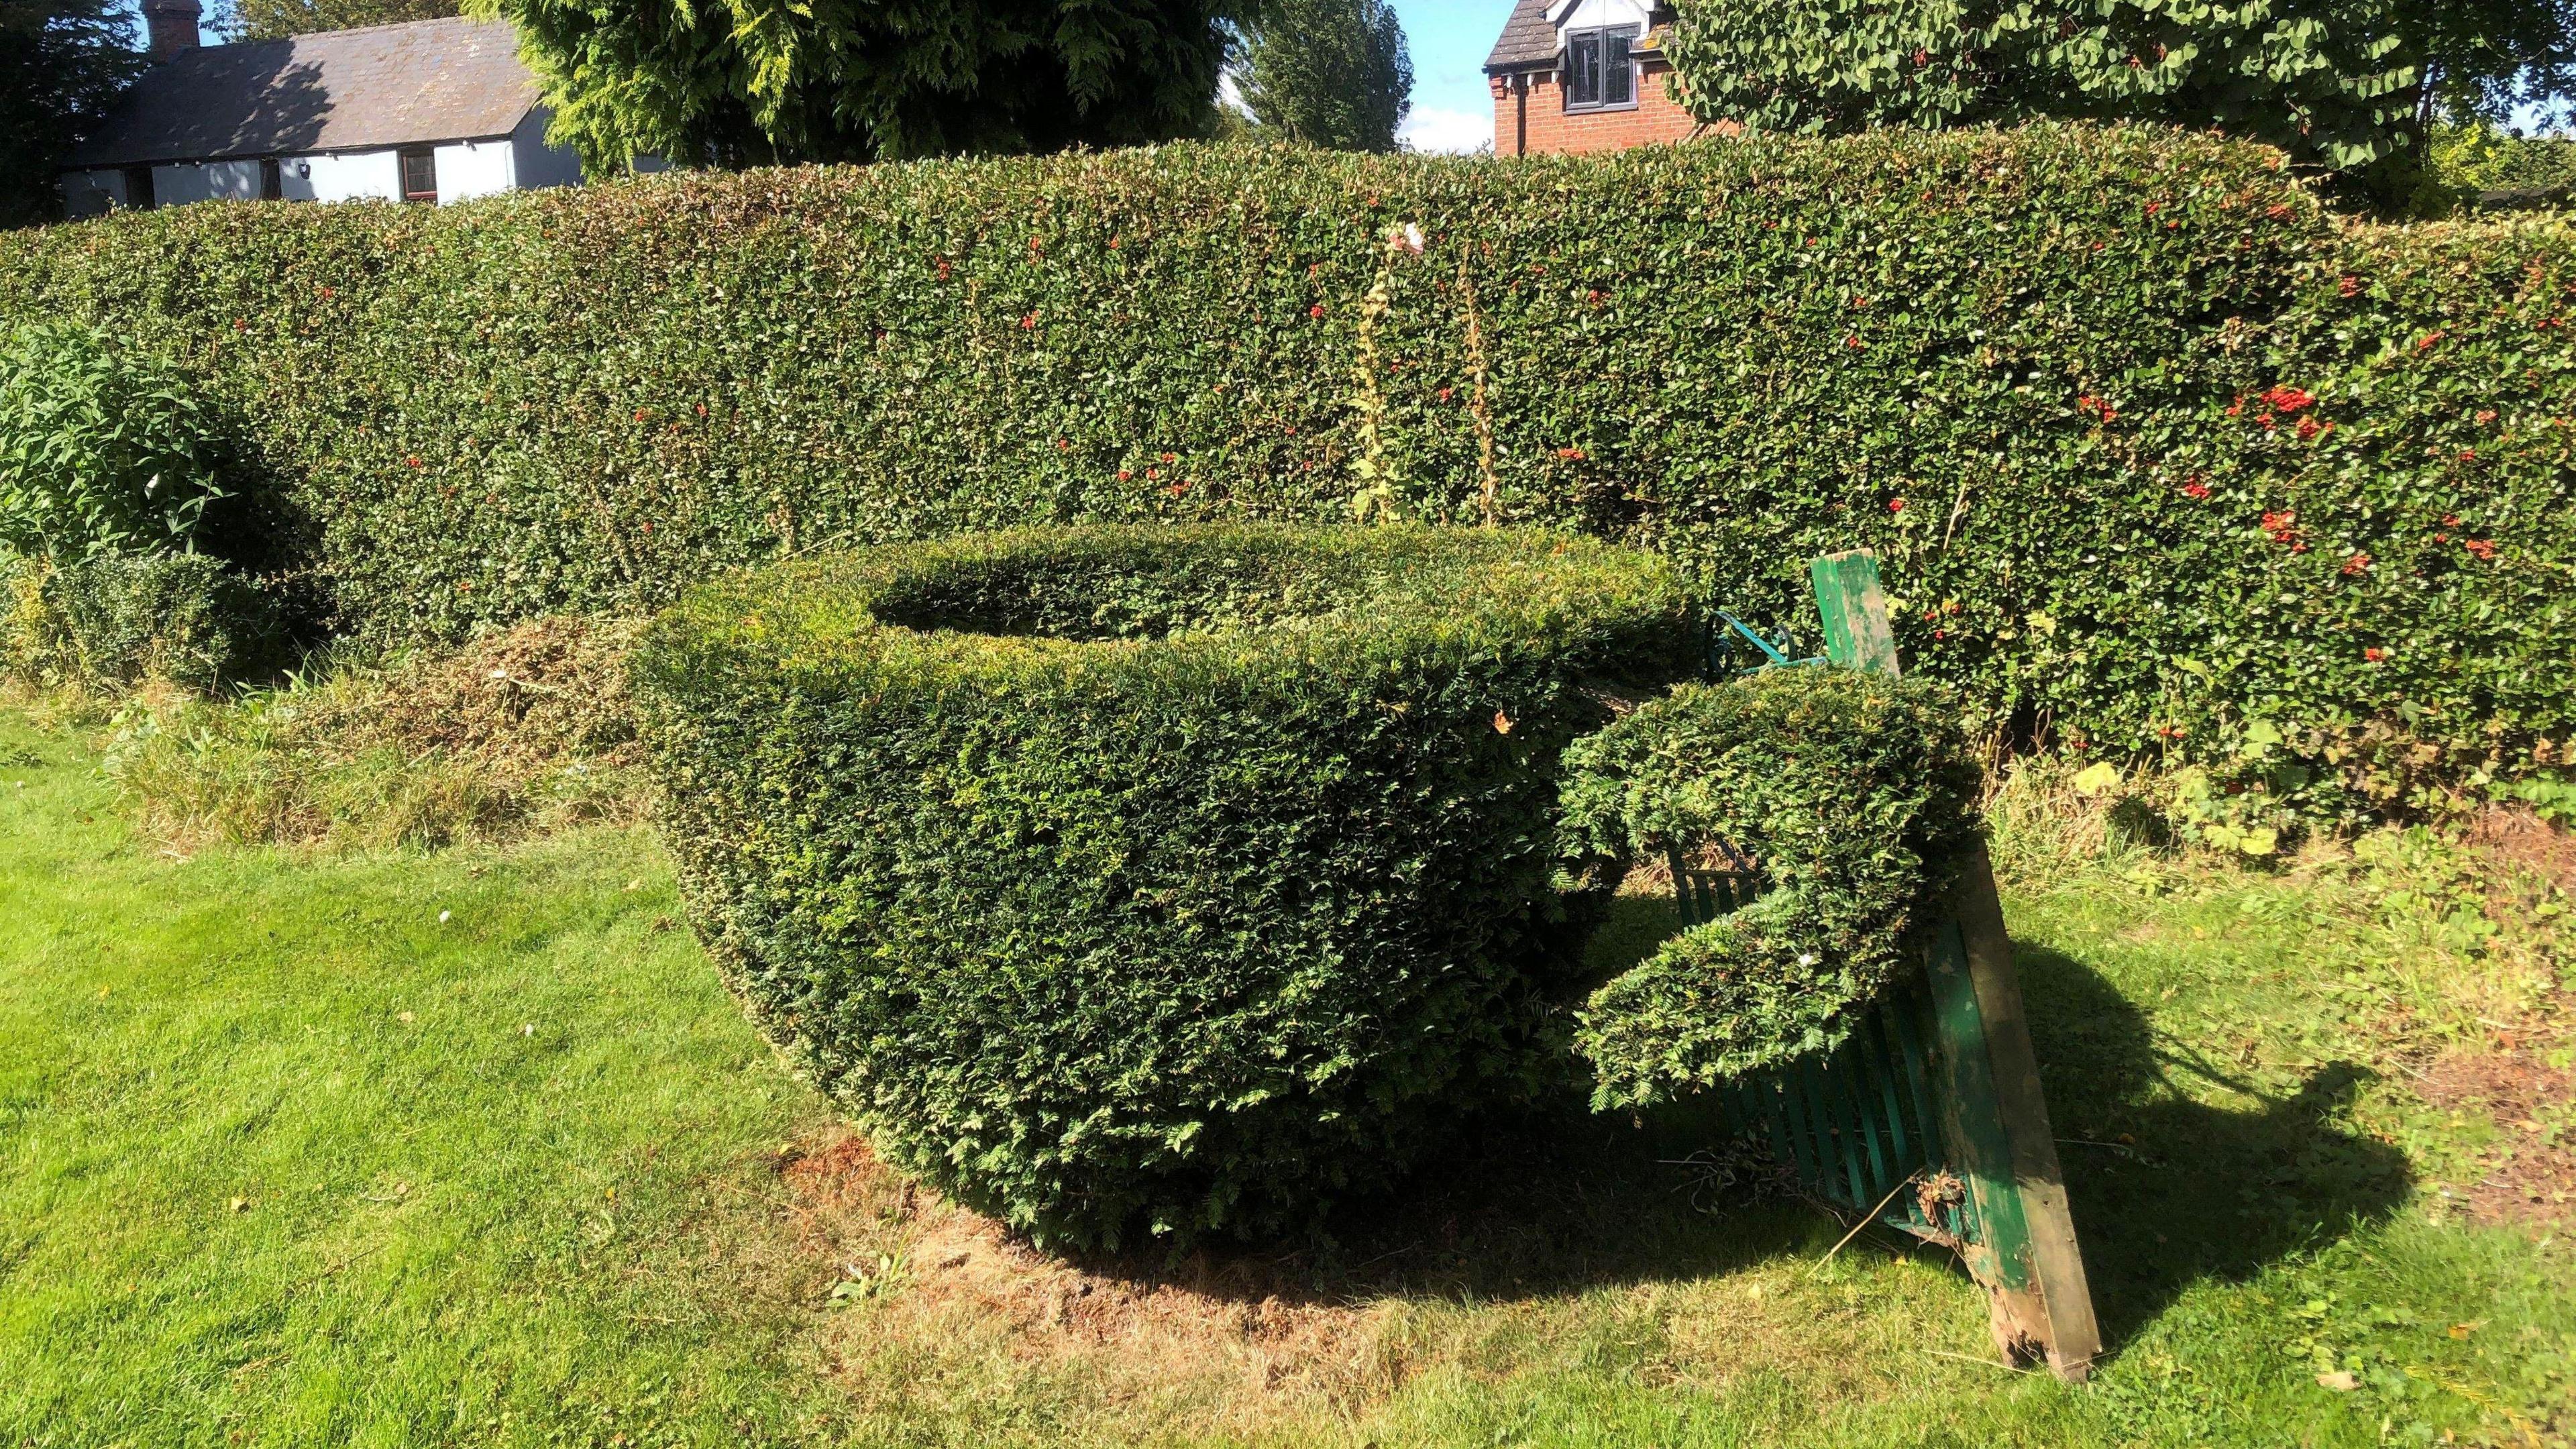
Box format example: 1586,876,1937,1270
1,708,2569,1447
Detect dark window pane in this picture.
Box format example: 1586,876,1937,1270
123,166,155,209
1605,30,1633,105
402,149,437,202
1566,32,1598,107
260,158,282,201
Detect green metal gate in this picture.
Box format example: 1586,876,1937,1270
1674,550,2102,1381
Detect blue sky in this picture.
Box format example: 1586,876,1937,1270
1393,0,1507,152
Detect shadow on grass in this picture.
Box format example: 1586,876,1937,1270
2017,946,2412,1352
1034,900,2412,1350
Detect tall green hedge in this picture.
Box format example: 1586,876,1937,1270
631,525,1691,1247
2,127,2567,803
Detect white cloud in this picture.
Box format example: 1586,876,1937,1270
1399,105,1493,155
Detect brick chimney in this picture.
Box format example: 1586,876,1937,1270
142,0,201,61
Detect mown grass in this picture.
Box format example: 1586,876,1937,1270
1,707,2570,1447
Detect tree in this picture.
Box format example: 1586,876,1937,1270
225,0,458,43
1660,0,2576,202
0,0,143,227
1234,0,1413,152
2414,0,2576,128
471,0,1259,170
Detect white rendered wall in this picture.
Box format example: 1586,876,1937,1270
296,150,403,203
1549,0,1652,30
435,136,516,203
58,109,596,217
151,159,260,205
148,162,207,205
508,109,584,191
272,156,319,201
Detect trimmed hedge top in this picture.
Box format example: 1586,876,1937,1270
633,525,1692,1248
651,521,1693,672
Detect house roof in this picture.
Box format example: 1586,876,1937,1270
1485,1,1673,74
1483,0,1558,73
67,16,539,169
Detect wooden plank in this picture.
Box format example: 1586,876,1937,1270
1951,840,2104,1381
1809,551,1900,674
1809,546,2100,1383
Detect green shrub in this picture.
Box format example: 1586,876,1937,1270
1,549,266,691
1,128,2568,807
1557,668,1984,1110
2428,123,2576,199
630,524,1693,1247
0,321,227,559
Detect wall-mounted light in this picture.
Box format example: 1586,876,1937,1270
295,160,311,178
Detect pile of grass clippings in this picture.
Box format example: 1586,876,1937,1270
105,615,645,851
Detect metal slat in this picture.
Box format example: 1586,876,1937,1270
1845,1014,1899,1197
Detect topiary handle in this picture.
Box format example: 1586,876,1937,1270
1556,664,1986,1111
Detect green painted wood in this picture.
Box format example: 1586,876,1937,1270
1807,545,2099,1381
1664,547,2096,1376
1809,551,1900,674
1925,918,2033,1291
1950,839,2105,1378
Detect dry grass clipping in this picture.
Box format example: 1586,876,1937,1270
107,615,648,851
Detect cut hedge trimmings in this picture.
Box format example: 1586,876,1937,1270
631,524,1693,1249
1558,667,1984,1111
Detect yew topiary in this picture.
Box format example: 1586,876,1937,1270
631,523,1693,1248
1558,667,1985,1110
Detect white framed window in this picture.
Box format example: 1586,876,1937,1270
1563,24,1638,111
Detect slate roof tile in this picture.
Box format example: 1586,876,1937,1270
68,17,538,168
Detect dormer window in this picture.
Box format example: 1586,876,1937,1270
1563,24,1638,111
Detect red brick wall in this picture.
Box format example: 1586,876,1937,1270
1489,58,1700,156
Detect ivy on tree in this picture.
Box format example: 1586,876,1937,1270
1660,0,2576,204
1234,0,1414,152
469,0,1258,168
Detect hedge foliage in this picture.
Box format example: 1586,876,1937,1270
1,127,2569,805
1558,667,1984,1110
630,525,1693,1247
0,549,267,691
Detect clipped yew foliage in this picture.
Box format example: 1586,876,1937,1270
2,127,2568,804
1558,668,1983,1110
629,525,1693,1248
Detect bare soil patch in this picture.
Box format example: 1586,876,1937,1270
2463,806,2576,896
2416,1025,2576,1225
773,1131,1396,1417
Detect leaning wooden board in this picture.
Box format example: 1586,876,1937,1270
1680,551,2100,1381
